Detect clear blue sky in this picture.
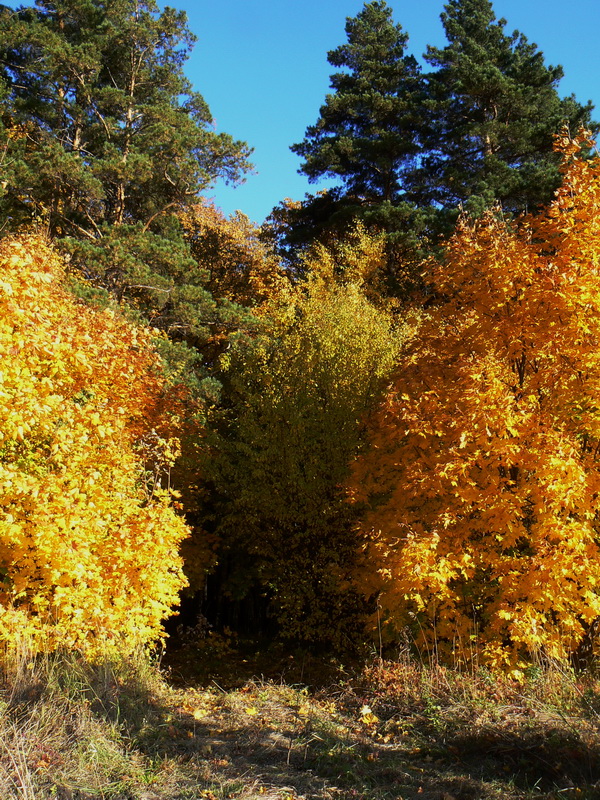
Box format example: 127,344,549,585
177,0,600,224
7,0,597,222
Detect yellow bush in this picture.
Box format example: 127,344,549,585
0,236,189,656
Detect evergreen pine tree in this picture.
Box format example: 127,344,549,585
292,0,422,204
284,0,428,279
413,0,595,221
0,0,253,360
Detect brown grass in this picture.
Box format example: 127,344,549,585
1,638,600,799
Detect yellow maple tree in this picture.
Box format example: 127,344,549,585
351,132,600,670
0,235,190,656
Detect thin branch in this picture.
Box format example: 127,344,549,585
127,284,172,294
142,202,179,233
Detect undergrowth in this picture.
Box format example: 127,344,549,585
1,636,600,799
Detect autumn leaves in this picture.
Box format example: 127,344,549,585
352,134,600,670
0,237,189,657
3,134,600,668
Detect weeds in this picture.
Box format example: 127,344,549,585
1,638,600,799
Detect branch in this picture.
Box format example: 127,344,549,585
142,202,180,233
127,284,172,294
55,213,98,241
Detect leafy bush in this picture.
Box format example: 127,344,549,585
0,236,189,656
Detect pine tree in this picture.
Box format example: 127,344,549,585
0,0,251,234
286,0,596,259
292,1,422,204
0,0,253,355
284,1,428,277
413,0,595,222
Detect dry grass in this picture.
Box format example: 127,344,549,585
1,638,600,799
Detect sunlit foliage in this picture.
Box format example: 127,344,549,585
351,133,600,671
0,236,189,655
180,201,285,310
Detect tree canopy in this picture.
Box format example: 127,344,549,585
351,132,600,671
412,0,596,222
283,0,596,258
292,1,422,205
0,0,253,375
2,0,600,670
0,0,251,236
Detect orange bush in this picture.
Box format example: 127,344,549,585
351,134,600,671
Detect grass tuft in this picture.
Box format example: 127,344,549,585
1,638,600,798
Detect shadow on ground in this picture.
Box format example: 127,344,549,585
116,660,600,800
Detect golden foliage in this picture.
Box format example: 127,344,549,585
298,222,390,306
351,133,600,670
0,236,189,656
179,201,286,308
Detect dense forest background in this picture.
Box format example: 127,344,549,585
2,0,600,675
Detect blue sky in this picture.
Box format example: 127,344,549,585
177,0,600,224
8,0,597,222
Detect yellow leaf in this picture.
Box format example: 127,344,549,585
360,705,379,724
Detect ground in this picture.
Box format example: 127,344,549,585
2,636,600,799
